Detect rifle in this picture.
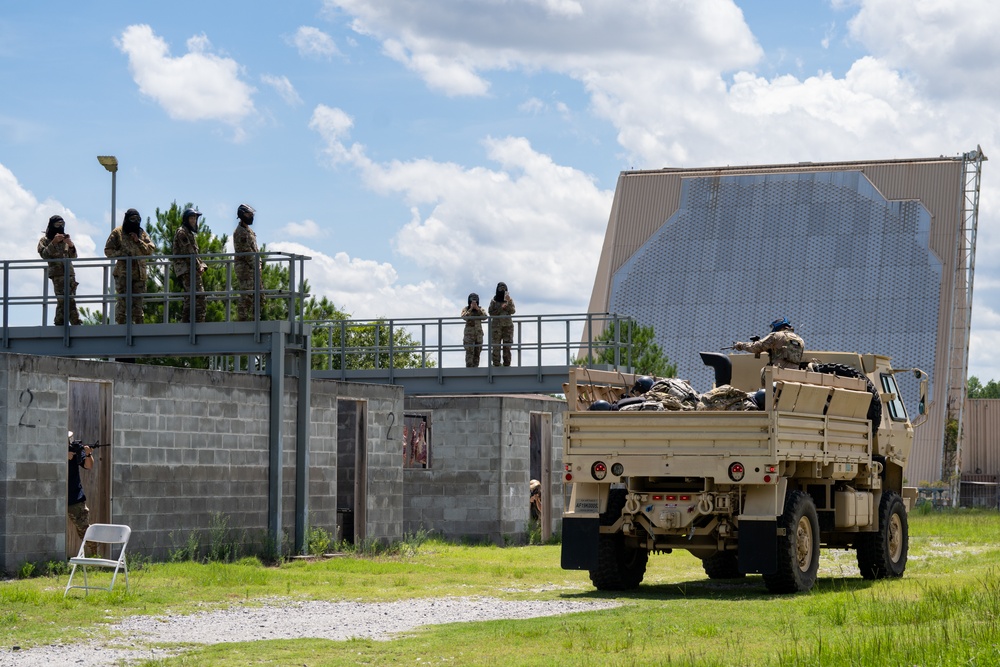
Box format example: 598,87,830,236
721,335,760,351
68,440,110,455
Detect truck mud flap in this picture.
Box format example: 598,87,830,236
738,520,778,575
561,516,599,570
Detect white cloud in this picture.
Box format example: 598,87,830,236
0,163,103,321
280,219,323,237
309,105,613,310
847,0,1000,98
116,24,256,128
261,74,303,106
265,242,452,319
291,26,341,59
324,0,760,97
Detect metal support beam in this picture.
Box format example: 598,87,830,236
294,337,311,554
267,332,285,558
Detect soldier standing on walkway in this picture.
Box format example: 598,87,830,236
37,215,82,326
233,203,264,321
172,208,207,323
104,208,155,324
461,292,486,367
488,281,516,366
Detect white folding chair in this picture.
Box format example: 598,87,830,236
64,523,131,597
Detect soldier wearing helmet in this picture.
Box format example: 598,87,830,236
104,208,155,324
37,214,82,326
233,204,264,321
461,292,487,367
733,317,805,378
488,281,516,366
172,207,207,323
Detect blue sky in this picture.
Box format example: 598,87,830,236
1,0,998,381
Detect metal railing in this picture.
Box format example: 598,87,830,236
308,312,635,374
1,251,310,343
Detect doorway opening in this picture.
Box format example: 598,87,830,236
529,412,552,541
336,399,367,546
67,380,113,558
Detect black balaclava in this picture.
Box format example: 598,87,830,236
468,292,479,307
46,215,65,240
494,282,507,302
123,208,142,235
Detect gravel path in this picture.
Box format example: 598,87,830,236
0,596,619,666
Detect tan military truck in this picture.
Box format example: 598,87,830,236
560,351,926,594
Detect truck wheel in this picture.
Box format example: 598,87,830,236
590,534,648,590
763,491,820,594
589,488,648,590
702,551,745,579
813,363,881,432
857,491,908,579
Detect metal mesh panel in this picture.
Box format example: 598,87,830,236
608,171,940,405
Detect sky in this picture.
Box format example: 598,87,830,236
1,0,998,381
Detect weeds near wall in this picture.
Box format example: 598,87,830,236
168,512,278,564
307,525,333,556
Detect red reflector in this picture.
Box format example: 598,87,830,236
652,495,663,501
666,495,677,501
680,495,691,501
764,475,772,483
565,473,573,481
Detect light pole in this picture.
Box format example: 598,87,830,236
97,155,118,230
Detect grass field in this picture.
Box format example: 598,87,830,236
2,507,999,666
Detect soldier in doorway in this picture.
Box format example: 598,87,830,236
529,479,542,521
67,431,92,544
37,215,82,326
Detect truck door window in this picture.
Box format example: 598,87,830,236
880,374,907,422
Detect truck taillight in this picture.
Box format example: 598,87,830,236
728,462,745,482
766,465,777,473
591,461,608,481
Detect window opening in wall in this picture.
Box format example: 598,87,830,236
403,413,431,469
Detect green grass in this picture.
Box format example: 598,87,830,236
3,510,1000,666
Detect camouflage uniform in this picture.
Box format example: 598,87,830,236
37,232,81,326
67,447,90,541
461,300,486,367
233,222,264,321
104,222,155,324
488,282,516,366
735,330,805,370
172,224,207,323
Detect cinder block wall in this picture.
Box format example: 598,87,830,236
402,395,565,544
0,352,403,573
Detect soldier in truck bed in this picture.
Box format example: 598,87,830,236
733,317,805,372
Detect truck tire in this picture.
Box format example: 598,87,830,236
702,551,745,579
589,488,648,590
857,491,908,579
813,363,881,432
763,491,820,594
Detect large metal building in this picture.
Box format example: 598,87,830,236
587,149,986,485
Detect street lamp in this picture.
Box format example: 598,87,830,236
97,155,118,230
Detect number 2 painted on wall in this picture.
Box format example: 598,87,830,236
386,412,395,441
18,389,36,428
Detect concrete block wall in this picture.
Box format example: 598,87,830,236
402,395,565,544
0,352,405,573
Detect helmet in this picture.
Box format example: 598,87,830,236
588,400,613,411
631,375,655,395
182,208,202,222
468,292,480,306
770,317,792,332
237,203,255,223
